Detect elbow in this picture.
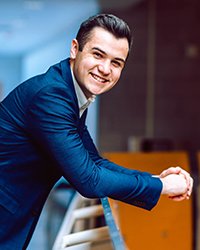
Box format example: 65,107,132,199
76,184,104,199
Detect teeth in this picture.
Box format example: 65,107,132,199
92,74,106,83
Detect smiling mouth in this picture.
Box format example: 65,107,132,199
91,73,108,83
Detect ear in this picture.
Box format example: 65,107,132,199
70,39,79,59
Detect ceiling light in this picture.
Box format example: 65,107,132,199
23,1,44,11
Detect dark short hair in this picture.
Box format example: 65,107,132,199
76,13,133,51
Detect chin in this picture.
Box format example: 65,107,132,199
89,88,102,96
93,90,105,96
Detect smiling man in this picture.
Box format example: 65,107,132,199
0,14,193,249
70,26,128,97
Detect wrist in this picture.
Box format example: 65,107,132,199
160,178,167,195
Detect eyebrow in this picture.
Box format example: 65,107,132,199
92,47,126,64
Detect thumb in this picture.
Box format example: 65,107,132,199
160,166,181,178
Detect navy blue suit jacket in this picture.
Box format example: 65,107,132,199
0,58,162,249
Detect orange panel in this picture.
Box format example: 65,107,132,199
105,151,193,250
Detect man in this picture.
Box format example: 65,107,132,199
0,14,193,249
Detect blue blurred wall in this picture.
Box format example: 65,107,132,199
0,56,22,100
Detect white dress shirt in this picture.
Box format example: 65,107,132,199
71,68,95,117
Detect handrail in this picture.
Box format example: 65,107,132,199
101,197,126,250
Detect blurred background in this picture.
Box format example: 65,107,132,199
0,0,199,249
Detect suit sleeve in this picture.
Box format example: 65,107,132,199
80,121,151,176
26,86,162,210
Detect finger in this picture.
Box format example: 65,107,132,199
168,193,188,201
169,189,188,200
160,167,181,178
174,166,182,172
183,174,193,196
168,195,185,201
179,173,189,189
179,169,191,186
187,177,193,196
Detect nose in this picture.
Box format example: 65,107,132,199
98,60,111,75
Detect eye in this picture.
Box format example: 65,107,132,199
112,60,122,68
93,51,102,59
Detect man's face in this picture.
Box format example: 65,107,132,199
70,27,129,98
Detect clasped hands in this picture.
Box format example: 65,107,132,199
158,167,193,201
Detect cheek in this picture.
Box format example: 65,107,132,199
106,79,118,91
106,70,122,90
75,59,87,76
78,59,92,76
113,69,122,82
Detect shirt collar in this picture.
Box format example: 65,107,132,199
70,68,96,115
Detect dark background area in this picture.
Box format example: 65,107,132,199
99,0,200,155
